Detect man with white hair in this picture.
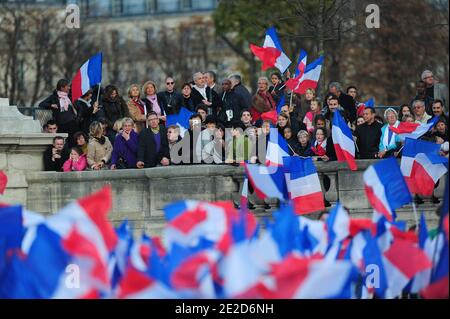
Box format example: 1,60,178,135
191,72,221,116
412,100,431,124
421,69,448,113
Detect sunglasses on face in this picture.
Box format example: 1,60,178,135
166,82,174,85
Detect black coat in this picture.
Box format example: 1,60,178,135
43,145,69,172
191,86,222,116
137,126,170,168
218,91,240,127
338,92,357,124
182,96,197,112
157,91,183,115
102,96,130,128
232,83,253,112
353,121,383,159
39,90,78,126
143,95,168,116
74,99,103,135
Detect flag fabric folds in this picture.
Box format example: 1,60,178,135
363,158,413,221
332,110,357,171
282,156,324,214
71,53,103,103
401,138,448,196
389,117,439,140
166,107,194,138
250,27,292,73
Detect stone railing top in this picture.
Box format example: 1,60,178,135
25,160,381,182
0,133,68,146
0,98,42,134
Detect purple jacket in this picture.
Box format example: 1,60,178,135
111,130,139,168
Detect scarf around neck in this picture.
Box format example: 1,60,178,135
147,95,162,116
311,139,327,156
57,91,71,112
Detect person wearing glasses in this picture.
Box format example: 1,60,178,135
157,77,183,115
412,100,432,124
421,70,448,113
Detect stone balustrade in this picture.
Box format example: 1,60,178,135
21,161,445,236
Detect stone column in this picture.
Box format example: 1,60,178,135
0,98,67,205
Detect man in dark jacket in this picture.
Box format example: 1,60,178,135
43,136,69,171
191,72,222,116
353,108,383,159
218,79,240,127
157,77,183,115
229,74,252,112
39,79,79,143
328,82,357,124
136,112,170,168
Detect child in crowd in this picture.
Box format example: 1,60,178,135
303,98,322,134
63,146,87,172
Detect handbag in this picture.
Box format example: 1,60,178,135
116,157,128,169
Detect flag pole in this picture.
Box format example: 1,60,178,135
289,90,294,110
96,83,101,104
411,201,420,234
287,142,297,155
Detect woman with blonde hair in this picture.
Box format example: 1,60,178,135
142,81,167,123
251,76,276,122
127,84,147,133
87,121,113,170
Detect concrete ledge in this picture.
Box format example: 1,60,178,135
2,160,445,236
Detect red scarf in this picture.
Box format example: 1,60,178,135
311,140,327,156
131,98,146,115
260,91,276,111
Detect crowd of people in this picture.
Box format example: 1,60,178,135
39,69,448,182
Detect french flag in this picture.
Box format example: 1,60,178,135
295,55,324,94
266,255,359,299
250,27,292,73
326,203,351,246
285,49,308,92
266,129,291,166
389,116,439,140
262,95,287,124
244,163,288,201
166,107,194,138
332,109,357,171
363,158,413,222
421,176,449,299
240,177,249,208
0,170,7,194
382,238,432,298
163,200,238,253
401,138,448,196
282,156,325,215
71,53,103,103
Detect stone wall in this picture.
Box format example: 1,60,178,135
21,161,446,236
